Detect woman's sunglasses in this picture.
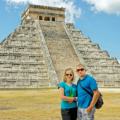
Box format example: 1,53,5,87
66,74,72,76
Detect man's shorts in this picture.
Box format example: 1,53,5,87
77,107,96,120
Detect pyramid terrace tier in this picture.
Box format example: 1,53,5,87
0,69,49,79
11,31,39,39
0,78,49,88
73,37,92,43
65,23,75,29
92,73,120,81
16,25,37,33
79,50,109,58
68,29,83,37
1,38,40,46
83,57,119,65
21,19,36,26
0,61,47,70
75,43,101,51
0,53,44,62
96,79,120,87
0,45,42,53
88,65,120,73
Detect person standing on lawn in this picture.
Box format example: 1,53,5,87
58,68,77,120
76,64,100,120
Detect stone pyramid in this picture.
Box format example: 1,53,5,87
0,4,120,88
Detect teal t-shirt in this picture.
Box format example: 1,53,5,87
58,81,77,109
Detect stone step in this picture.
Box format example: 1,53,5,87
20,25,36,28
68,29,83,37
13,31,37,35
73,37,91,43
91,71,120,74
0,78,49,88
92,73,120,80
6,38,39,41
0,70,49,79
1,38,39,46
66,23,75,29
0,61,46,70
0,45,42,53
0,53,44,62
95,79,120,87
0,78,49,81
21,19,35,26
88,65,120,73
3,38,39,46
76,43,100,50
4,45,41,48
83,57,119,65
6,40,40,46
12,32,39,39
0,61,45,64
80,50,109,58
17,25,37,32
0,69,48,73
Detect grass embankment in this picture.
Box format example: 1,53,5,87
0,88,119,120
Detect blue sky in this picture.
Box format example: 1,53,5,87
0,0,120,63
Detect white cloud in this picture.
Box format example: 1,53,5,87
4,0,81,23
5,5,11,12
83,0,120,16
118,60,120,64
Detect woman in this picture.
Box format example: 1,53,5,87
58,68,77,120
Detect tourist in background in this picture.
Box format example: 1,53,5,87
76,64,100,120
58,68,77,120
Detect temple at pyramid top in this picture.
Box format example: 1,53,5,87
21,4,65,22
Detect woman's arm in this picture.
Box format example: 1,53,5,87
59,87,76,101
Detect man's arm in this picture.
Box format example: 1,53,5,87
87,89,100,113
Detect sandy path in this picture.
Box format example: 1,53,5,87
99,88,120,93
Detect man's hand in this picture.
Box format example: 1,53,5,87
87,106,93,113
87,89,100,113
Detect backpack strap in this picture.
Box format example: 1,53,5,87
78,80,93,97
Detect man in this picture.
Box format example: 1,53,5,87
76,64,100,120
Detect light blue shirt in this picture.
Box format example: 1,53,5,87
58,81,77,109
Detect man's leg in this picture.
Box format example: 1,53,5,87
77,107,96,120
77,107,83,120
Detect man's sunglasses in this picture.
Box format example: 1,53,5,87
76,68,85,72
66,74,72,76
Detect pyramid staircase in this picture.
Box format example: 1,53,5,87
39,21,80,82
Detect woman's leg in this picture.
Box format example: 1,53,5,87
71,107,77,120
61,109,71,120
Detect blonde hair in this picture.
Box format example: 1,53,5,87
63,68,75,82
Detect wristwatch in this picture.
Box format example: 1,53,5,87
74,97,77,101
